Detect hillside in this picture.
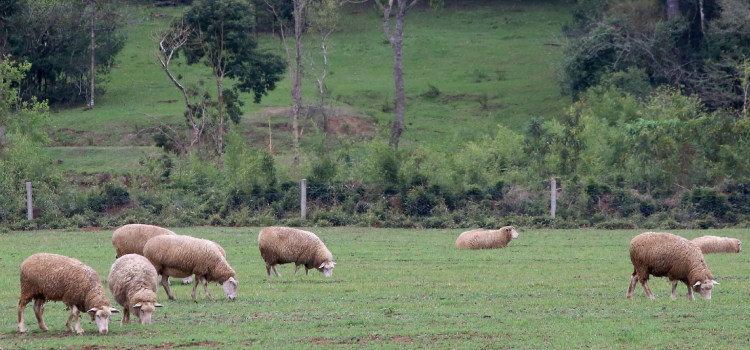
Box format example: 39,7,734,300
46,0,570,174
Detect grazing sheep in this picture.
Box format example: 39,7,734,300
111,224,176,259
143,235,238,301
258,226,336,277
111,224,226,285
455,226,520,249
107,254,163,325
17,253,119,335
627,232,719,301
692,236,741,254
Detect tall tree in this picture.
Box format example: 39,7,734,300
180,0,285,155
268,0,305,169
374,0,441,149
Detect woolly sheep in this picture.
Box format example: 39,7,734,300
107,254,163,325
18,253,119,335
143,235,238,301
627,232,719,300
455,226,519,249
692,235,741,254
111,224,226,285
258,226,336,277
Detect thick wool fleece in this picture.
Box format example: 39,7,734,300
258,227,333,269
143,235,235,283
112,224,176,258
19,253,111,312
630,232,714,285
107,254,158,310
455,226,515,249
692,236,741,254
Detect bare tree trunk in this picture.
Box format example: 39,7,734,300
667,0,679,20
291,0,304,169
89,2,96,109
698,0,705,35
216,74,224,155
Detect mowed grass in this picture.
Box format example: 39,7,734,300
50,0,569,170
45,147,161,175
1,228,749,349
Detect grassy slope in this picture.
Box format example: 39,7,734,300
1,228,749,348
47,0,568,172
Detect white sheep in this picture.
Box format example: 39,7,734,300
107,254,163,325
143,235,238,301
258,226,336,277
18,253,119,335
692,235,741,254
627,232,718,300
455,226,519,249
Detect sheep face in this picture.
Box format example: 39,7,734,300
317,261,336,277
507,226,519,239
693,280,719,300
735,239,742,253
222,277,238,300
87,307,119,334
133,302,163,325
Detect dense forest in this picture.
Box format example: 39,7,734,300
1,0,750,230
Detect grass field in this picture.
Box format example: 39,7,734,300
1,227,749,349
49,0,569,172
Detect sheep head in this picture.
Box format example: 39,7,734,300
693,280,719,300
133,302,163,325
317,261,336,277
87,306,119,334
222,277,238,300
735,239,742,253
504,226,519,239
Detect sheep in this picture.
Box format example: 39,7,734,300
143,235,238,301
627,232,719,301
111,224,176,259
111,224,226,285
17,253,119,335
692,235,741,254
107,254,163,325
455,226,519,249
258,226,336,277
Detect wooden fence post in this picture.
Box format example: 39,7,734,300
301,179,307,220
26,181,33,220
550,178,557,219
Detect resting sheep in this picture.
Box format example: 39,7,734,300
455,226,519,249
627,232,719,300
692,235,741,254
143,235,238,301
107,254,163,325
258,226,336,277
18,253,119,335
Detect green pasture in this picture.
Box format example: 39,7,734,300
50,0,569,170
1,227,749,349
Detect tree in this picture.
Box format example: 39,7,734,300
182,0,285,155
374,0,441,149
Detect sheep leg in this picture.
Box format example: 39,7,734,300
294,264,301,276
272,265,281,277
191,274,200,301
121,307,130,325
201,276,214,301
73,307,84,335
626,274,638,299
33,298,48,331
17,296,31,334
670,280,679,300
305,267,310,276
640,279,655,299
687,284,695,301
161,274,176,300
266,264,272,277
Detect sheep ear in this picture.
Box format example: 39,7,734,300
133,303,142,309
694,281,702,287
229,277,238,285
109,308,120,314
319,263,326,269
155,303,164,308
87,308,98,315
331,262,336,266
712,280,719,285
